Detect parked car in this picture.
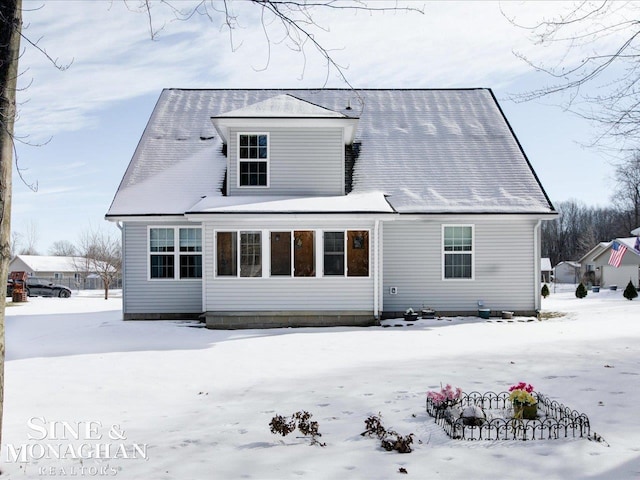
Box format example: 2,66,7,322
6,277,71,298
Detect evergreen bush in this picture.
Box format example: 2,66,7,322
623,280,638,301
541,284,550,298
575,282,588,298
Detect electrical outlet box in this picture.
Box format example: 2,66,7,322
390,287,398,295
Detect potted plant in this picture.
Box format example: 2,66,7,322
421,306,436,319
403,307,418,321
508,382,537,420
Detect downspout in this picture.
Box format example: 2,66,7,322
116,221,124,317
374,219,380,320
534,219,542,312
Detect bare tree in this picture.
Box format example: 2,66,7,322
612,151,640,231
9,230,21,259
0,0,20,452
48,239,77,256
506,1,640,150
138,1,422,88
77,228,121,300
17,219,39,255
541,199,628,265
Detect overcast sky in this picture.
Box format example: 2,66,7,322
13,1,621,253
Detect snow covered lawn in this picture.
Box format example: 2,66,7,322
2,287,639,479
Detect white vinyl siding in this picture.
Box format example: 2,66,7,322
123,223,203,315
227,127,344,196
383,216,539,313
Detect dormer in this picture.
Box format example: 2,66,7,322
211,94,359,196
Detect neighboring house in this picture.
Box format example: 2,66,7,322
541,258,552,283
8,254,120,290
553,261,581,284
106,88,556,328
578,238,640,288
9,255,85,282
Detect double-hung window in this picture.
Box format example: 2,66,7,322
443,225,473,279
149,227,202,280
238,133,268,187
179,228,202,278
324,232,345,276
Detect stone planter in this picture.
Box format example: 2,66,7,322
403,313,419,321
421,309,436,319
501,311,514,320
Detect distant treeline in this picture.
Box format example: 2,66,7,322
542,200,637,267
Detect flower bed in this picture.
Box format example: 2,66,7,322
426,391,593,441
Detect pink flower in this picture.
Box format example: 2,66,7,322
508,382,534,393
427,384,463,407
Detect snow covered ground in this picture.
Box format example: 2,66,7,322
1,286,639,479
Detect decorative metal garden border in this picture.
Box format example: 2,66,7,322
426,391,597,441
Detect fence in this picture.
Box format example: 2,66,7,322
43,275,122,291
426,391,596,441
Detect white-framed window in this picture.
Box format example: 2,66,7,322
216,231,262,278
149,227,202,280
442,225,474,280
237,133,269,187
323,230,370,277
270,230,316,277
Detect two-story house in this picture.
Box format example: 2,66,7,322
106,88,556,328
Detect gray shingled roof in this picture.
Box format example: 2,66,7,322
106,88,554,217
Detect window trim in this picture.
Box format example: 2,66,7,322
442,224,475,281
322,229,371,278
148,226,203,281
215,230,264,278
237,132,270,189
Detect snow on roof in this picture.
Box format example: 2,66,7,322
588,238,640,263
214,94,347,118
187,192,394,214
11,255,84,273
616,237,640,256
555,261,580,268
541,258,552,271
107,89,555,217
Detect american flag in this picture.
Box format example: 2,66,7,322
608,241,627,268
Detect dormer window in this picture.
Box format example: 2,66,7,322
238,133,269,187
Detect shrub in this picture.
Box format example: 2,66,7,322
541,284,550,298
269,411,325,446
361,414,414,454
623,280,638,301
575,282,588,299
